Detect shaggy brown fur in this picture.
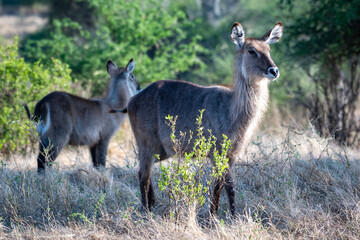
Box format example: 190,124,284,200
127,22,283,214
24,59,140,173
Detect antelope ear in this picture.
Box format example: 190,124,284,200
125,58,135,75
262,22,283,44
107,60,118,76
231,22,245,49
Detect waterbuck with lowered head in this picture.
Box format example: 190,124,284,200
24,59,140,173
126,22,282,214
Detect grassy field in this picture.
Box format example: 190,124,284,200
1,119,360,239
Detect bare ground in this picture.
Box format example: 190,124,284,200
0,8,48,44
1,120,360,239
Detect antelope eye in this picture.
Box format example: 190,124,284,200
248,49,256,55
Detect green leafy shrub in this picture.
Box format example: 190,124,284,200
24,0,205,95
158,110,231,221
0,37,72,154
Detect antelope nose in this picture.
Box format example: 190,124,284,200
137,85,142,93
268,67,279,79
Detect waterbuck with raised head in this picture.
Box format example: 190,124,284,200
24,59,140,173
127,22,283,214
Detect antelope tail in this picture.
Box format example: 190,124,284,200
23,103,33,120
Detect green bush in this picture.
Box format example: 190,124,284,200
24,0,205,95
158,110,231,221
0,37,72,154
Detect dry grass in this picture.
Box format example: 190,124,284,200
1,119,360,239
